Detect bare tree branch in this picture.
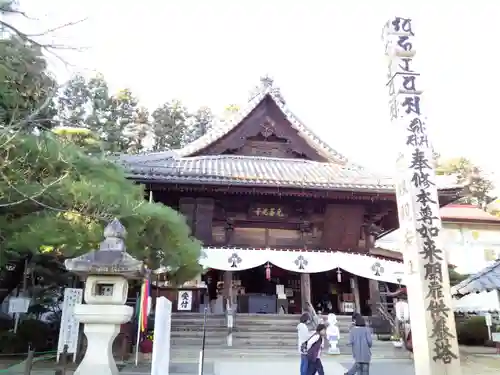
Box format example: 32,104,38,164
0,7,88,69
0,2,37,20
26,19,88,38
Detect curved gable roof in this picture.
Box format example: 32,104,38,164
177,79,351,165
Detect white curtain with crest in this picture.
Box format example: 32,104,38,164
199,247,405,282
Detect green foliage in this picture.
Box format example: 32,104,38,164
184,106,213,144
0,3,204,297
57,75,91,128
435,157,494,208
0,319,57,353
102,88,141,153
456,316,489,346
151,100,188,150
57,75,151,153
58,74,216,153
127,106,150,153
0,36,57,130
448,265,469,287
1,129,201,265
0,26,201,290
0,0,16,13
53,127,103,154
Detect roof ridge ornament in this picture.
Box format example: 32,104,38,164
259,75,286,105
260,75,274,88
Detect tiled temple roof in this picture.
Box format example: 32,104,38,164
124,154,461,193
121,78,463,193
440,204,500,223
452,260,500,297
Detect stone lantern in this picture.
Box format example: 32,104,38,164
65,218,145,375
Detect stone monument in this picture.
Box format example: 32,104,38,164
382,17,462,375
65,218,145,375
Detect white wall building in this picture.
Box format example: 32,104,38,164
376,204,500,312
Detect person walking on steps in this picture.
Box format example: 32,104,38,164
304,323,327,375
345,315,372,375
297,313,311,375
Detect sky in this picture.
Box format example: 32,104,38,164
9,1,500,189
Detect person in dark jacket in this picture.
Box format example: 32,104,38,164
207,274,218,313
345,315,372,375
305,323,326,375
351,312,361,326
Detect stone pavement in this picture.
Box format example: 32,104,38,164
22,353,500,375
106,354,500,375
213,356,500,375
214,358,346,375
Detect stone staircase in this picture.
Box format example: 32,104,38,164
168,313,408,360
170,313,355,348
170,312,227,348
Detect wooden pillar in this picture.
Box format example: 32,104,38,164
178,197,196,234
368,279,380,316
223,271,233,311
299,222,313,313
300,273,311,312
350,276,361,314
363,223,377,251
223,219,235,312
194,198,215,244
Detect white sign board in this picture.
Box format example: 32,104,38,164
177,290,192,311
342,302,355,313
485,312,492,327
57,288,83,362
8,297,31,313
485,312,493,340
151,297,172,375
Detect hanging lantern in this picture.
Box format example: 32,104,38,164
265,262,272,280
336,267,342,283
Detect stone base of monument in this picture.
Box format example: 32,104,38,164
74,304,133,375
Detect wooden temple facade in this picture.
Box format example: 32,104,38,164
122,78,462,316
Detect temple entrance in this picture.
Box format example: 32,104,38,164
200,264,305,314
236,264,302,314
200,248,407,316
310,270,371,315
